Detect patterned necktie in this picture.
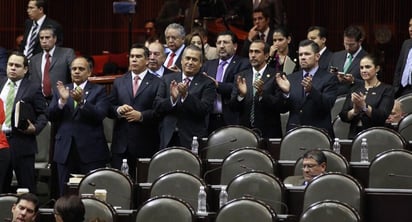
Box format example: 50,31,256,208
43,53,52,97
343,53,353,73
303,72,310,97
26,21,38,59
166,52,176,68
74,86,81,108
401,49,412,87
133,76,140,97
250,72,261,127
214,61,227,113
5,81,16,127
260,33,265,41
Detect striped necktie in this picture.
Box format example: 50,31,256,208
26,21,39,59
250,72,261,127
5,81,16,127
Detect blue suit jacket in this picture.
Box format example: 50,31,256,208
48,82,110,164
393,39,412,95
109,71,165,157
282,68,339,137
155,72,216,149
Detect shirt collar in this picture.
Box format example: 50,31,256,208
132,69,147,80
74,80,88,90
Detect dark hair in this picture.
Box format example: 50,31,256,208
54,195,85,222
15,193,40,213
251,39,270,54
130,43,149,58
361,53,382,70
31,0,47,12
253,7,270,20
273,26,292,38
191,26,208,38
303,150,327,165
344,25,363,42
307,26,328,38
183,44,204,63
39,25,57,37
299,39,320,53
217,30,238,44
9,51,29,67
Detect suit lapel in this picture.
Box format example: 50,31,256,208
134,71,152,98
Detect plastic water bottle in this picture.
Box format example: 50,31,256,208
360,138,369,162
219,186,228,208
191,136,199,154
197,185,207,216
121,159,129,176
333,138,341,154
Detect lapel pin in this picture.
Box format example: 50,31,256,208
371,92,376,95
266,74,270,78
195,83,198,86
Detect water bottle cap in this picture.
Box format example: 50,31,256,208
122,159,127,162
334,138,339,142
221,185,227,191
193,136,198,140
200,185,205,190
362,138,367,142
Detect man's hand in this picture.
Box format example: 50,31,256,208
123,110,142,122
56,81,69,103
301,75,313,93
177,80,189,98
170,80,179,102
70,87,83,103
247,25,259,41
203,72,218,87
275,73,290,93
117,104,134,116
254,79,264,96
236,75,247,97
21,119,36,134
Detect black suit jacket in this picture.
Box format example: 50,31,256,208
154,72,216,149
319,48,334,71
109,71,165,158
241,28,275,57
20,17,63,57
229,66,283,138
0,76,48,156
281,68,339,137
329,48,368,95
202,55,251,125
393,39,412,95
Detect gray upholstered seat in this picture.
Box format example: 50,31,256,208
300,200,361,222
369,149,412,189
147,147,202,183
136,196,195,222
0,194,18,222
331,95,347,121
226,171,285,213
332,116,351,139
215,197,277,222
81,197,116,222
78,167,133,209
292,149,349,175
398,113,412,142
397,93,412,114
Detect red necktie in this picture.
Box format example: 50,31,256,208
166,52,176,68
133,76,140,97
43,53,51,97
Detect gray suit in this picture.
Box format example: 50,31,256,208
393,39,412,97
29,47,75,98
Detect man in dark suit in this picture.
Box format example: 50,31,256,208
393,37,412,97
48,57,110,195
276,40,338,137
329,25,367,95
202,30,250,133
307,26,333,71
241,8,275,57
20,0,63,59
155,45,216,149
29,25,75,102
163,23,186,72
1,51,48,193
230,40,283,138
109,44,165,180
147,42,174,78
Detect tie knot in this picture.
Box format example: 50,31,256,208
33,21,38,27
255,72,261,80
170,52,176,58
219,60,227,67
347,54,353,59
184,77,191,84
304,72,310,78
260,33,265,40
8,81,16,87
46,53,51,58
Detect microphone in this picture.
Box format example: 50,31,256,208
200,137,238,153
39,198,56,208
203,158,245,182
243,194,289,214
388,173,412,178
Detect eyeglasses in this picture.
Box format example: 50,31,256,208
302,164,319,170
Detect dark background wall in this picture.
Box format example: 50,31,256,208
1,0,411,84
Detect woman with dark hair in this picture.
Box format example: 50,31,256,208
185,32,206,61
267,26,298,74
54,195,85,222
339,54,395,138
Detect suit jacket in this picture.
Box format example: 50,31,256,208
241,28,275,57
165,47,185,70
154,72,216,149
229,66,283,138
282,68,339,137
20,17,63,57
319,48,334,71
48,82,110,164
329,48,368,95
393,39,412,95
283,175,306,186
0,76,48,156
28,47,76,95
109,71,164,157
204,44,218,60
202,55,251,125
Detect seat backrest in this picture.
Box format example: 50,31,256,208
350,127,406,161
204,125,260,159
331,95,347,121
136,196,195,222
300,200,361,222
369,149,412,189
227,171,285,213
397,93,412,114
78,167,133,209
35,121,51,167
220,148,276,185
147,147,202,183
280,112,289,137
81,197,116,222
332,116,351,140
398,113,412,142
215,197,277,222
303,173,363,213
279,126,332,161
293,150,349,175
103,117,114,148
0,194,18,222
150,171,206,210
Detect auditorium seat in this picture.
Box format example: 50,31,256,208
300,200,360,222
81,197,116,222
0,194,18,221
136,196,195,222
398,113,412,142
292,149,349,175
397,93,412,114
215,197,277,222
